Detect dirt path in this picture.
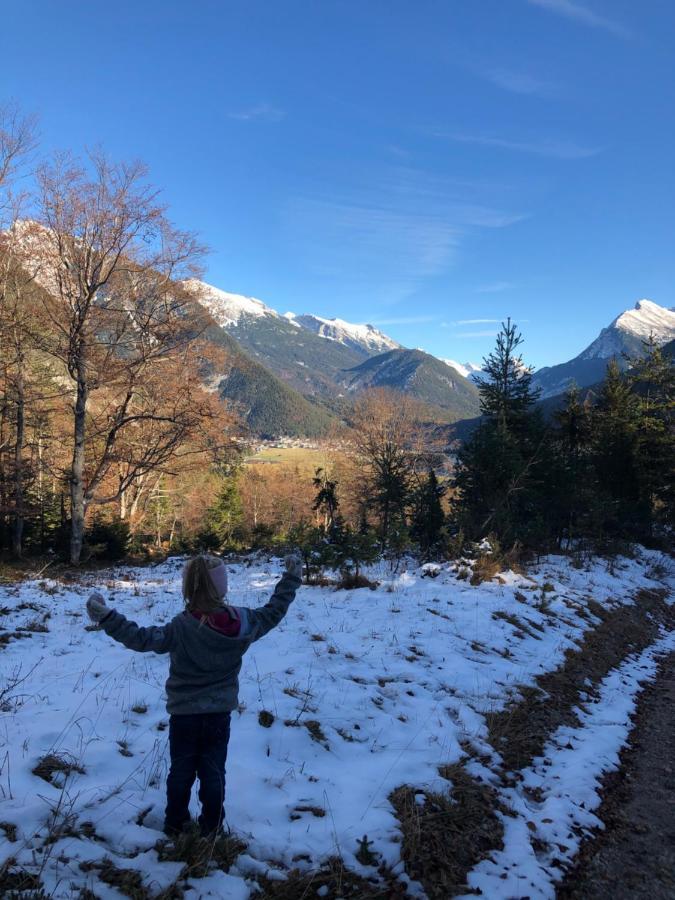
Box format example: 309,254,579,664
559,650,675,899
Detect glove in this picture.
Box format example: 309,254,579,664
284,554,303,580
86,591,111,623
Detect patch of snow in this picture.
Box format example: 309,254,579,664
182,279,278,328
581,299,675,360
289,313,400,354
441,359,483,380
0,549,670,896
615,299,675,342
465,630,675,899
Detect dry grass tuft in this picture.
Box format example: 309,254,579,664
156,827,246,878
0,821,18,842
390,763,504,898
0,859,45,899
304,719,329,747
32,752,85,784
336,572,379,590
252,855,409,898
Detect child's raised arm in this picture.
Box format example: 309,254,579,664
86,591,175,654
244,555,302,642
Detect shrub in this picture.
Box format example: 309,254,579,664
85,518,130,561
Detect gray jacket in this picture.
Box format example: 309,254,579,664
99,572,300,715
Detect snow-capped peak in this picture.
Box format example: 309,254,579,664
441,359,483,380
287,313,400,354
614,299,675,342
182,279,278,327
581,298,675,360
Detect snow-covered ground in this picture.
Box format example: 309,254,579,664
0,550,672,898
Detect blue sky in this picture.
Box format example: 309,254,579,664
2,0,674,368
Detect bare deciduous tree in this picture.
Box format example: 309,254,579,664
28,150,211,563
347,388,438,547
0,104,38,556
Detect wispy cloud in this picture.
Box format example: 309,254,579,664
444,132,601,160
527,0,631,39
453,318,502,326
475,281,515,294
285,165,525,304
481,66,558,97
229,103,286,123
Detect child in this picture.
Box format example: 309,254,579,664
86,553,302,837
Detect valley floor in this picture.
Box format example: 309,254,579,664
0,550,672,899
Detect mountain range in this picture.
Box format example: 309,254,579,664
182,279,675,436
11,220,674,439
8,224,675,439
183,279,486,428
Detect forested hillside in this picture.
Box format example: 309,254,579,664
202,322,336,437
342,347,481,422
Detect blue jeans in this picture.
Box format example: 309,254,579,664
164,711,231,836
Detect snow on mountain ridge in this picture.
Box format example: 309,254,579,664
288,313,400,353
580,298,675,360
182,279,399,354
182,279,278,327
614,299,675,341
441,359,483,380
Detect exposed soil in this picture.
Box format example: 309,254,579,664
486,588,673,773
558,650,675,899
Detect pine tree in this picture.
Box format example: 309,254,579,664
627,340,675,535
206,476,244,549
411,469,446,558
591,359,644,540
455,320,548,548
323,514,379,582
549,384,597,547
478,318,541,432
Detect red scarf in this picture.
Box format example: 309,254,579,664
190,606,241,637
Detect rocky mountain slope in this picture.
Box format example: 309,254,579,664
341,348,481,422
532,299,675,399
185,279,482,423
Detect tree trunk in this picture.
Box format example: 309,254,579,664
11,369,25,558
37,433,45,550
70,348,88,565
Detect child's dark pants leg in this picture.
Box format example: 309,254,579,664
164,712,231,836
165,714,200,834
197,712,231,835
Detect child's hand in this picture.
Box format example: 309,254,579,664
86,591,111,623
284,554,303,580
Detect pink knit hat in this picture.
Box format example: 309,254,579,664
208,561,228,598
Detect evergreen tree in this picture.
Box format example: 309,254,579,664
627,340,675,534
455,320,548,548
590,359,645,539
206,476,244,549
478,318,541,432
287,520,322,584
549,384,597,547
411,468,446,558
348,390,423,549
322,514,380,581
